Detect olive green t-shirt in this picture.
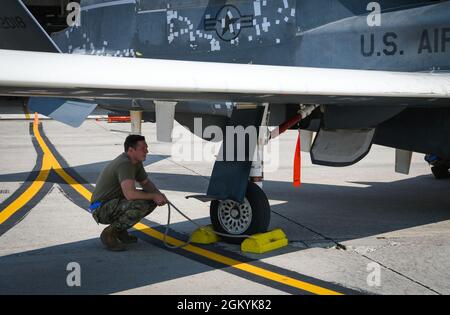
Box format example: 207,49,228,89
91,153,147,203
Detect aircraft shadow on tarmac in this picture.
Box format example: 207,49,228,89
113,171,450,251
141,172,450,258
1,162,450,294
0,154,170,185
0,236,237,295
0,216,360,295
1,157,450,248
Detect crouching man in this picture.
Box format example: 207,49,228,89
90,134,167,251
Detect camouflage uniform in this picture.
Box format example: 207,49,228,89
93,198,157,231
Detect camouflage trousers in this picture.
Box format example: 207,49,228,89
92,199,157,231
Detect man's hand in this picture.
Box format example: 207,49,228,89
153,193,168,206
161,193,169,204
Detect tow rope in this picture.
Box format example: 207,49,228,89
163,201,253,249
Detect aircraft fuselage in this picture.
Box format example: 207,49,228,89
52,0,450,72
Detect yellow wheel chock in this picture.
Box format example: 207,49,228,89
191,225,221,244
191,225,288,254
241,228,289,254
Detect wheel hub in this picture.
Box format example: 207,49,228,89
217,198,252,235
230,209,239,218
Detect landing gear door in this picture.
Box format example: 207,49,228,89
206,105,265,203
311,128,375,167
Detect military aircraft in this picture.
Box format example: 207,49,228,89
0,0,449,241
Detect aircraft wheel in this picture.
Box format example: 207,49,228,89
431,165,450,179
210,182,271,244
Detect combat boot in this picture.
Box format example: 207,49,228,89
100,225,126,251
117,230,138,244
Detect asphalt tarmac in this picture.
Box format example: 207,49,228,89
1,115,449,295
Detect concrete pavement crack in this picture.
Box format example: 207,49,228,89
271,210,347,250
271,211,442,295
359,254,442,295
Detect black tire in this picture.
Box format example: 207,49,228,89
431,165,450,179
210,182,271,244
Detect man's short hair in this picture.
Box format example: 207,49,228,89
124,135,146,152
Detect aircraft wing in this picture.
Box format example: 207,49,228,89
0,49,449,106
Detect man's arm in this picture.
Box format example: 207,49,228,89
120,179,167,206
139,178,160,194
140,178,168,205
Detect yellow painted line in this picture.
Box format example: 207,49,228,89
0,113,89,224
0,156,51,225
30,114,343,296
32,116,93,201
133,223,342,295
53,168,92,201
